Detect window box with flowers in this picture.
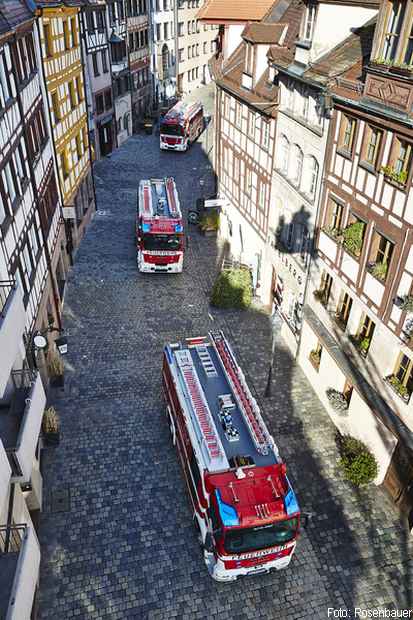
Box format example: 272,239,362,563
397,295,413,313
326,388,349,415
385,375,411,403
342,221,364,258
313,289,329,307
349,334,371,358
322,226,343,242
366,260,388,282
381,165,408,188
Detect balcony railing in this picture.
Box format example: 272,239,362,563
0,524,40,620
0,370,46,481
0,280,15,317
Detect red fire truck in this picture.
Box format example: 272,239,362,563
162,330,302,581
136,178,184,273
160,101,204,152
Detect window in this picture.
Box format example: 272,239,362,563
309,341,322,371
262,121,270,150
258,183,266,209
76,76,83,101
43,23,53,57
102,50,108,73
187,21,191,35
63,20,70,49
86,12,94,31
97,11,105,32
301,2,317,41
386,138,412,185
235,102,241,127
124,113,129,131
368,231,394,281
178,48,184,62
299,225,309,262
404,18,413,64
362,125,382,167
69,81,76,109
164,22,168,40
393,353,413,400
307,156,319,197
279,135,290,175
319,271,333,307
156,24,161,41
25,34,37,75
188,45,192,59
96,93,104,114
51,91,60,121
178,22,184,36
246,169,253,196
71,17,78,46
339,115,356,153
383,1,406,62
60,149,69,179
76,133,82,160
92,52,99,76
203,41,207,54
336,292,352,330
129,33,134,51
356,313,375,356
292,145,303,187
325,198,343,234
301,91,309,120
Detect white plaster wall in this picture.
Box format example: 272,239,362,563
255,45,269,82
311,6,378,62
299,320,397,484
0,440,11,517
0,284,26,395
225,25,244,59
115,92,132,146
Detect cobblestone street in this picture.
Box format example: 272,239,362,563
38,89,413,619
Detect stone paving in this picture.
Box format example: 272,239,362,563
38,88,413,620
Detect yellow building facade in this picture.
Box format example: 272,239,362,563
35,1,95,255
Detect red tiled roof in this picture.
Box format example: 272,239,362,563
197,0,276,23
242,22,287,45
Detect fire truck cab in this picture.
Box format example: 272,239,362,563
160,101,204,151
162,331,301,581
136,177,184,273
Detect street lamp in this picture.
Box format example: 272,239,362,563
264,309,281,398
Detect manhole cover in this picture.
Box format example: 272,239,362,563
51,488,70,513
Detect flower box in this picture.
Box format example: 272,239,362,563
385,375,411,403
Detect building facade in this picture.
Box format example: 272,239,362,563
127,0,151,130
299,0,413,511
0,2,63,616
107,0,132,145
176,0,218,95
150,0,176,106
81,0,116,159
34,1,96,255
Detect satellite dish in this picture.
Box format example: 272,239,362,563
33,334,47,350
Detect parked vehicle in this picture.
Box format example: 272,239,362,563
162,330,303,581
136,178,184,273
160,101,204,151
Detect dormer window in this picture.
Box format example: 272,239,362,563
301,2,317,42
383,1,406,61
245,42,254,75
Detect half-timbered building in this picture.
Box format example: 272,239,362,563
0,2,61,616
266,0,378,354
33,0,96,255
127,0,151,130
299,0,413,512
107,0,132,145
203,0,283,296
81,0,115,159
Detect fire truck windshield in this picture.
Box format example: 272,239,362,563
160,123,184,136
224,518,298,554
143,233,181,251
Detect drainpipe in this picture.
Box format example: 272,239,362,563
14,20,62,331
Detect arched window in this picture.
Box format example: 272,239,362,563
293,145,303,187
279,135,290,175
161,43,169,74
307,156,319,197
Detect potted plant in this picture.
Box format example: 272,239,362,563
399,295,413,313
342,221,364,257
42,406,60,445
381,165,408,187
358,337,371,357
336,434,378,486
199,210,220,236
326,388,349,415
47,353,64,388
386,374,411,402
323,226,343,241
370,260,388,281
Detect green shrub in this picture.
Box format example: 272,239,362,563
338,435,378,486
342,221,365,257
210,268,252,309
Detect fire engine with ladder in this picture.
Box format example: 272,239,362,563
136,177,184,273
163,331,302,581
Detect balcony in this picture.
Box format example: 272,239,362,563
0,524,40,620
0,440,11,514
0,281,26,396
0,370,46,482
